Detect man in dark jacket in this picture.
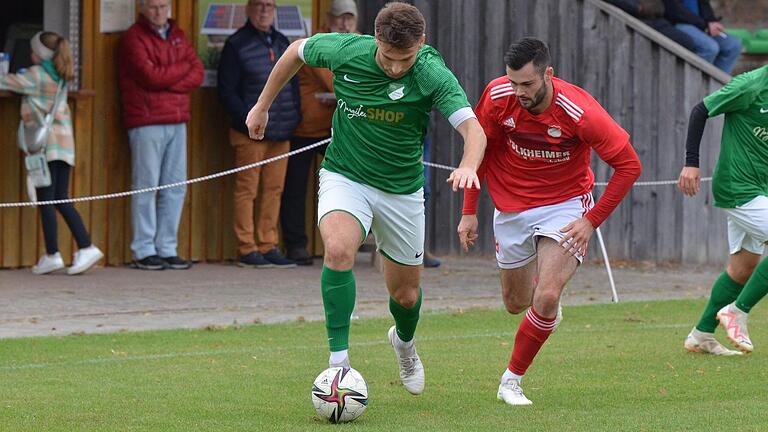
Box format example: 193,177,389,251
664,0,741,73
119,0,203,270
607,0,696,52
218,0,301,268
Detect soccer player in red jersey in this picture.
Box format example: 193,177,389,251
458,38,642,405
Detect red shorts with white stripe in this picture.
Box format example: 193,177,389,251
492,193,594,269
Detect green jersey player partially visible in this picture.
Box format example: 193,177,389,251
680,65,768,355
246,2,486,395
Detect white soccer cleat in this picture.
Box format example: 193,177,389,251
68,245,104,275
551,303,563,333
683,327,742,356
497,376,533,406
388,325,425,395
717,304,753,353
31,252,65,275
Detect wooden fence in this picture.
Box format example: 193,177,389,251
360,0,732,265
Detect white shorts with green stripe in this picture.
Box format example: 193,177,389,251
725,195,768,255
317,168,425,266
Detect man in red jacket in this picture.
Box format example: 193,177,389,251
119,0,203,270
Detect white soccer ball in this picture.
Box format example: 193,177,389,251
311,366,369,423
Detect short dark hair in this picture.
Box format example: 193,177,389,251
504,38,551,74
374,2,425,49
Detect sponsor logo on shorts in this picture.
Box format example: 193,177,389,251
415,251,423,259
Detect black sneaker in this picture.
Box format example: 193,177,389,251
161,256,192,270
262,248,297,268
238,252,274,268
423,252,441,268
133,255,168,270
287,247,313,266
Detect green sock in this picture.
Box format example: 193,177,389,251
735,257,768,313
695,272,743,333
389,288,422,342
321,266,356,352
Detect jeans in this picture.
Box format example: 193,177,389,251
675,24,742,74
36,160,91,255
128,123,187,260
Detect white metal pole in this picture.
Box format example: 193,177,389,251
595,227,619,303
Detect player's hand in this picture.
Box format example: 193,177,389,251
677,166,701,197
457,214,479,252
446,167,480,192
246,104,269,140
559,217,594,258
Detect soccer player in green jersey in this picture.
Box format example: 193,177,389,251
246,2,486,394
680,65,768,355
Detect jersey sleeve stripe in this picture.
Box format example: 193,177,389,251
491,91,515,100
555,100,582,122
556,94,584,114
448,107,477,129
490,83,513,94
298,38,308,63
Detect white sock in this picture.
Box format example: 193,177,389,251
392,332,415,354
329,350,349,366
502,368,523,383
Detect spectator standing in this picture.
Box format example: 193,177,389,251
119,0,203,270
665,0,742,73
218,0,301,268
607,0,696,52
1,32,103,275
280,0,359,266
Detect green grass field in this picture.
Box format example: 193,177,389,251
1,299,766,431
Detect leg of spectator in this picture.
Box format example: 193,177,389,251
36,166,58,255
129,125,164,260
713,33,742,74
256,140,290,254
231,129,266,256
675,24,719,64
280,136,322,253
648,19,697,53
156,123,188,258
51,160,91,249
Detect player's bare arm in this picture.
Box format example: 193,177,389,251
446,118,486,191
246,38,306,140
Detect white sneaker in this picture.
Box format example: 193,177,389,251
683,327,742,356
67,245,104,275
717,303,753,353
388,325,425,395
497,375,533,406
552,303,563,333
32,252,65,275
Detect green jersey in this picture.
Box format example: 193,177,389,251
704,65,768,208
300,33,474,194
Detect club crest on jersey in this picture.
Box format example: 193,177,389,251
503,117,516,128
388,83,405,100
547,126,562,138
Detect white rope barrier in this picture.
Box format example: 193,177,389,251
0,138,331,208
0,140,710,208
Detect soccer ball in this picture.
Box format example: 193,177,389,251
311,367,368,423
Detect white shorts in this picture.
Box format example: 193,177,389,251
493,193,594,269
317,169,425,266
725,195,768,255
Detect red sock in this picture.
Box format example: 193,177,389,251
508,307,555,375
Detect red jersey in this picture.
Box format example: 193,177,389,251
464,76,640,227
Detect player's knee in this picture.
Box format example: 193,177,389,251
503,299,527,315
728,262,757,285
323,241,356,267
536,291,561,310
392,288,419,308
